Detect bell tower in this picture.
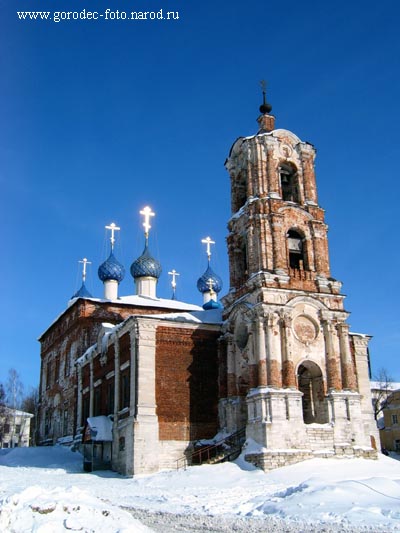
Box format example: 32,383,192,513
219,86,378,469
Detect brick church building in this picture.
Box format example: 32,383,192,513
38,93,378,474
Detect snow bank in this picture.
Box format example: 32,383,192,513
0,486,152,533
1,446,400,531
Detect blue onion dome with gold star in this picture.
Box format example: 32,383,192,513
72,281,92,299
98,251,125,283
130,242,162,279
197,264,223,294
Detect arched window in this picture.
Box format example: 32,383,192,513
235,234,248,287
287,230,306,270
232,172,248,212
280,164,299,203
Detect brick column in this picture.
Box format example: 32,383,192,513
247,223,256,275
226,335,237,396
310,221,330,277
271,213,286,272
301,147,318,205
113,338,120,416
266,312,282,387
76,364,83,429
337,322,357,391
281,313,296,388
89,360,94,417
266,144,279,196
129,329,137,415
321,316,342,391
217,337,228,398
256,315,268,387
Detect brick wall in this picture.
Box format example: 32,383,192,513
156,326,219,441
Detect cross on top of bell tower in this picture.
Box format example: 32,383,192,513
257,80,275,132
259,80,272,114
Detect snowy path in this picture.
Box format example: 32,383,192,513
124,507,393,532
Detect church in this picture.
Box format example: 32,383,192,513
37,91,378,475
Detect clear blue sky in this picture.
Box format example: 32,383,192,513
1,0,400,391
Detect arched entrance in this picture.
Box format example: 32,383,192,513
297,361,328,424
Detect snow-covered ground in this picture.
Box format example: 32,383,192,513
0,446,400,532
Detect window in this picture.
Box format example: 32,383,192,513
63,410,68,435
107,382,115,414
94,388,101,416
15,424,21,435
4,424,10,434
44,411,51,437
64,352,71,378
120,373,130,409
280,164,299,203
82,396,90,423
392,414,398,425
46,361,52,389
232,172,248,212
55,358,60,383
287,230,307,270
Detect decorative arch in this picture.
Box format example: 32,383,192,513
297,360,328,424
286,294,329,312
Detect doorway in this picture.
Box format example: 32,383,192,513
297,361,328,424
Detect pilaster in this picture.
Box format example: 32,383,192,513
89,360,94,417
321,314,342,391
133,318,159,474
76,365,82,429
280,312,296,388
270,213,286,272
337,323,357,391
266,312,282,387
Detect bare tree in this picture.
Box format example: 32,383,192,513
5,369,24,447
372,367,395,422
21,387,39,446
6,368,24,410
0,383,6,445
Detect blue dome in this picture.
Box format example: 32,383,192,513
72,282,92,299
203,299,222,310
197,265,223,294
130,244,162,279
98,251,125,283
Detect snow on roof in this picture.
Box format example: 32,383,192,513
39,294,203,339
69,294,203,312
86,416,113,442
144,308,223,325
2,408,33,418
370,381,400,391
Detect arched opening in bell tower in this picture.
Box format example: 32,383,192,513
287,229,307,270
235,234,248,287
232,171,248,213
297,361,328,424
280,163,299,203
